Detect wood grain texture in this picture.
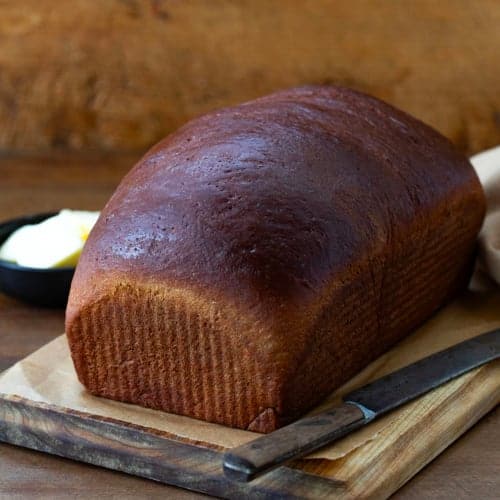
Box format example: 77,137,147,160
0,154,499,498
0,443,204,500
0,395,341,499
0,1,499,153
395,407,500,500
0,342,498,498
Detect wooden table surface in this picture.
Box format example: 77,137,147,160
0,153,498,499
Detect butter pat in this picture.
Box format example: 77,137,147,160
0,209,100,268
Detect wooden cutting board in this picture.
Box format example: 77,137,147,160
1,291,499,499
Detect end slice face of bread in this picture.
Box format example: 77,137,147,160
65,86,486,432
67,283,297,431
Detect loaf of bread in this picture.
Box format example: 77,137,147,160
66,86,485,433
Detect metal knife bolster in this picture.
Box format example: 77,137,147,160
223,328,500,482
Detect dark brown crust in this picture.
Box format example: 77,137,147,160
65,86,486,432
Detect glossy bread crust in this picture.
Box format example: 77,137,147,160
66,86,485,432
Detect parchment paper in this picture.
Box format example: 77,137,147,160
1,291,499,460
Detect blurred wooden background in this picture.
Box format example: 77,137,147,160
1,2,500,497
0,0,499,155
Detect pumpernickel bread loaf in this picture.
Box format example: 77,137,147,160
66,86,485,433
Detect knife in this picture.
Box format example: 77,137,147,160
223,328,500,482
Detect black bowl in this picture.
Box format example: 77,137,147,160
0,212,75,308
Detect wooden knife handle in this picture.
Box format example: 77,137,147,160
222,402,370,482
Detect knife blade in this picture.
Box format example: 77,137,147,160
223,328,500,482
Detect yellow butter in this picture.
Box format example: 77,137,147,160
0,209,100,269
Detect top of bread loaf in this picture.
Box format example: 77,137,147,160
68,86,481,321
